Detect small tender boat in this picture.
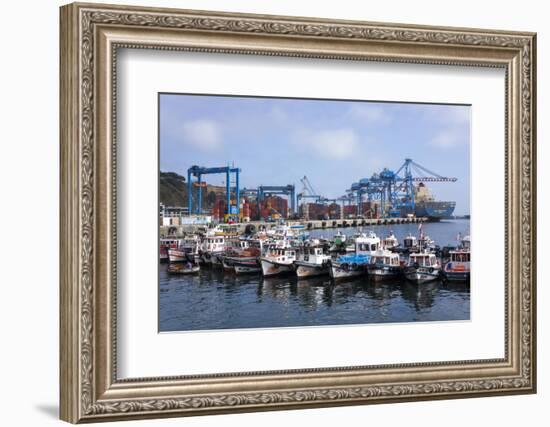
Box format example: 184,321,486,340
404,251,441,284
260,240,297,277
367,249,402,280
294,240,331,278
167,263,200,275
330,231,380,280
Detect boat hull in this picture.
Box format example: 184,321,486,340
260,258,295,277
234,260,261,274
329,262,367,280
294,261,329,278
414,201,456,219
443,262,470,281
404,267,441,284
368,265,402,280
167,249,188,263
444,270,470,281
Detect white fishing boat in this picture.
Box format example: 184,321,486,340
367,249,402,280
330,231,381,280
260,240,297,276
443,234,470,281
167,235,201,263
404,251,441,283
159,237,184,262
294,240,331,278
200,234,225,266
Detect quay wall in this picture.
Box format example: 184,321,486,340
160,216,427,237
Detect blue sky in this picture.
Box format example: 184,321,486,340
160,94,471,215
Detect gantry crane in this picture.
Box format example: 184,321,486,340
187,165,240,216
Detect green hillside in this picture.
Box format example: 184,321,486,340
160,171,220,209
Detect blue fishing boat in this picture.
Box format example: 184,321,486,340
329,231,380,280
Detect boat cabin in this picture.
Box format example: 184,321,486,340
460,236,471,251
160,238,183,249
370,251,400,266
300,245,329,263
409,252,438,267
449,251,470,263
404,234,418,249
355,232,381,254
203,235,225,253
383,234,399,249
265,245,297,263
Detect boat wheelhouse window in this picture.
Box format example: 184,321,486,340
371,243,378,251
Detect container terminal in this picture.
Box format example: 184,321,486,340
160,158,458,236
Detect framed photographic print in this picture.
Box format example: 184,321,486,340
60,2,537,423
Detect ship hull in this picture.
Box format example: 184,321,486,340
415,201,456,219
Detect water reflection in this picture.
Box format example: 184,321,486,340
159,265,470,332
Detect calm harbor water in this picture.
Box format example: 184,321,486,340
159,219,470,332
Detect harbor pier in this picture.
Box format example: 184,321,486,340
160,216,427,237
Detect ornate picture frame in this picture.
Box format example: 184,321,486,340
60,2,536,423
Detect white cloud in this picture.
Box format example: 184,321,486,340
422,105,470,126
181,119,222,152
296,128,359,160
430,129,468,149
348,104,392,125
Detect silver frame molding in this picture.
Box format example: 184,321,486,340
60,2,536,423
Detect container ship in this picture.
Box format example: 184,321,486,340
413,182,456,220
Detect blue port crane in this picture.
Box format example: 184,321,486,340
352,158,457,218
257,185,296,213
187,165,240,215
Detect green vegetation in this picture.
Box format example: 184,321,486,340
160,171,220,209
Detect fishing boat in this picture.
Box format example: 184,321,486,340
329,231,380,280
260,240,297,277
328,231,353,254
167,235,201,263
294,240,331,278
159,237,184,262
167,262,200,275
222,238,263,272
200,234,225,266
382,232,399,250
367,249,402,280
443,234,471,281
404,251,441,283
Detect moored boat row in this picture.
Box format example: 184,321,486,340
161,224,470,283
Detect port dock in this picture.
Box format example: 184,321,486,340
161,216,427,237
